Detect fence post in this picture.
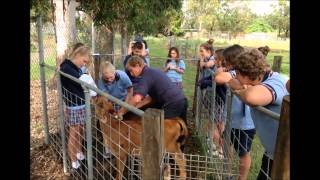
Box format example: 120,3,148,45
192,60,201,117
272,56,283,73
184,37,188,58
56,73,68,173
271,95,290,180
83,86,94,180
223,87,233,160
209,77,216,153
141,108,164,180
37,16,50,145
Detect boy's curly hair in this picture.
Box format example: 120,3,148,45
233,49,270,81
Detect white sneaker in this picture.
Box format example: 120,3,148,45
103,147,112,158
71,160,81,169
76,152,85,161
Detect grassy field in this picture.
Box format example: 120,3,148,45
31,34,289,179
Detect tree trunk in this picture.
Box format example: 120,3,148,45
285,29,289,38
167,35,175,48
54,0,68,67
48,0,77,90
120,26,128,63
65,0,78,45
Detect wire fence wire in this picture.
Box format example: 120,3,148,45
193,68,276,180
43,64,145,179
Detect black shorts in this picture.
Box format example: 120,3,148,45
164,98,188,123
230,128,256,157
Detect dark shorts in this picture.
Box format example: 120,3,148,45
230,128,256,157
164,98,188,123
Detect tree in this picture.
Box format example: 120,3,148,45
266,0,290,37
245,18,274,33
78,0,182,59
183,0,220,32
53,0,78,67
216,1,254,38
30,0,53,23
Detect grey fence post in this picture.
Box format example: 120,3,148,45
210,76,216,152
195,84,201,132
192,60,201,117
83,86,93,180
56,73,68,173
224,87,233,161
185,37,188,58
37,16,50,145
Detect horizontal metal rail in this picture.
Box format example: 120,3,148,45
43,63,144,117
226,85,280,121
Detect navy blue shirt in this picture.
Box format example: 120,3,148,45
134,66,185,107
60,59,85,106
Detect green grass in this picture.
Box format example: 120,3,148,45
248,137,265,180
30,50,56,81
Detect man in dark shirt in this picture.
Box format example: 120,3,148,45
118,56,188,122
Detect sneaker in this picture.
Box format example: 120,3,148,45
103,147,113,159
76,152,85,161
71,160,81,169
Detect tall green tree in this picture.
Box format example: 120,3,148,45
30,0,53,23
266,0,290,37
78,0,182,58
216,1,255,38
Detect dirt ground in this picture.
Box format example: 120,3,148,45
31,80,70,180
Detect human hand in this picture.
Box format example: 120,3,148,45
114,112,123,121
227,79,244,90
167,63,175,70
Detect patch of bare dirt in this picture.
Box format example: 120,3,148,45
31,80,69,180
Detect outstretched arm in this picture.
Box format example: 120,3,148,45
214,71,233,85
233,85,273,107
117,94,144,116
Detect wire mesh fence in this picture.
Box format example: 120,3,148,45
193,68,277,180
126,148,239,180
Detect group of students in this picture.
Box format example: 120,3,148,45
59,37,290,180
196,40,289,180
59,37,188,171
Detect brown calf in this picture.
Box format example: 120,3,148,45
93,95,188,180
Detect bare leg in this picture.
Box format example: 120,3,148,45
238,153,251,180
68,125,84,162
